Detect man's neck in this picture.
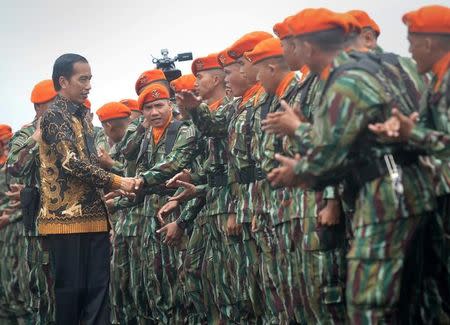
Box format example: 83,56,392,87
206,88,226,105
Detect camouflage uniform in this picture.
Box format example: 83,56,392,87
288,71,348,324
106,121,140,325
0,164,31,323
191,86,265,322
293,51,436,323
409,53,450,321
111,117,148,324
136,119,199,324
7,120,55,324
187,97,244,324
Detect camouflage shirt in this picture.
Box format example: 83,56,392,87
293,51,435,227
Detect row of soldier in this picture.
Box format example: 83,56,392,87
0,4,449,324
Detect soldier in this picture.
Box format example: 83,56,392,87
175,53,239,323
130,83,200,323
370,5,450,321
243,37,297,323
177,31,273,322
6,79,57,325
95,102,133,324
0,124,28,325
347,10,381,52
267,8,437,323
257,29,348,323
106,70,173,324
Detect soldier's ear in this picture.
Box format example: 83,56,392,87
267,63,276,75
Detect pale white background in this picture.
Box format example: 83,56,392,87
1,0,447,130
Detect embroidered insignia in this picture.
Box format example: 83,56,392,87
151,89,161,99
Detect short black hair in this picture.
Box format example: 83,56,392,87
52,53,88,91
298,28,347,52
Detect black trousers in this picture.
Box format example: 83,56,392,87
46,232,111,325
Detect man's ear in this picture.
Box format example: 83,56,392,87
59,76,68,89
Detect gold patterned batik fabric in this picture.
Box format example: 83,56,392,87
38,95,113,235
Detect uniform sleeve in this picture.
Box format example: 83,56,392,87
7,128,38,178
41,110,121,189
122,123,146,161
190,102,231,137
293,72,383,188
140,124,199,186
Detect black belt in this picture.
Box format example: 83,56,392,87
349,153,419,189
207,173,228,187
236,166,266,184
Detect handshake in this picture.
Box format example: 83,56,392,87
117,176,144,193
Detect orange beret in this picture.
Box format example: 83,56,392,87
273,16,293,40
287,8,359,36
120,99,139,112
135,69,167,95
244,37,283,65
403,5,450,35
84,99,91,109
138,84,170,110
347,10,381,36
96,102,131,122
191,53,222,75
217,48,237,67
170,74,197,93
0,124,13,142
30,79,57,104
227,31,273,59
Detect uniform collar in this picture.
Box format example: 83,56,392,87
275,71,297,98
320,51,351,81
431,51,450,92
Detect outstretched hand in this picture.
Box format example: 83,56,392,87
261,100,306,137
156,200,180,225
168,180,197,203
175,90,203,110
368,108,418,142
157,221,183,246
267,153,301,188
166,169,191,188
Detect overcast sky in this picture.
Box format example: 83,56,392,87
1,0,446,130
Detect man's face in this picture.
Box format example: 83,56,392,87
224,63,248,97
102,118,130,143
130,110,142,121
255,62,275,94
293,38,308,69
60,62,92,104
35,98,55,118
281,38,300,71
195,71,216,99
408,33,433,74
238,57,258,86
361,29,378,50
0,140,9,157
142,99,172,128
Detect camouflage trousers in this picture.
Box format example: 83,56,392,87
253,214,286,324
236,223,264,323
141,216,188,324
273,219,304,324
183,215,209,324
0,222,31,323
184,213,242,324
346,215,425,324
298,191,348,324
127,234,150,324
110,233,138,325
25,236,55,325
416,195,450,323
